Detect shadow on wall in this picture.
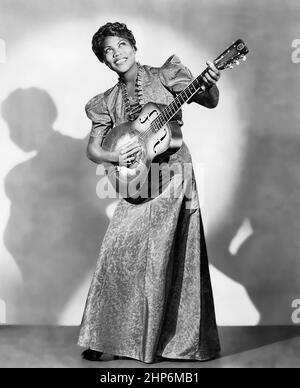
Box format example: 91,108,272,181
2,89,300,327
208,129,300,324
1,88,114,324
206,0,300,324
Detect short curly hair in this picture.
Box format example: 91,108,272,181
92,22,137,63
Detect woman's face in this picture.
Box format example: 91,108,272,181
103,35,136,75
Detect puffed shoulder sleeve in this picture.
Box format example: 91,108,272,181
159,54,219,108
158,54,194,93
85,93,112,142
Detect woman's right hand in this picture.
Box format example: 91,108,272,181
116,139,142,167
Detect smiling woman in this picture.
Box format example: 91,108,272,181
0,10,250,329
93,23,139,98
78,21,221,364
102,37,135,66
102,36,138,98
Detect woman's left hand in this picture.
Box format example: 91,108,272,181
202,61,221,88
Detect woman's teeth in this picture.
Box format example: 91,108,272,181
115,58,127,65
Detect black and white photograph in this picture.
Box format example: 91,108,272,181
0,0,299,372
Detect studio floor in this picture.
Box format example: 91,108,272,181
0,325,299,368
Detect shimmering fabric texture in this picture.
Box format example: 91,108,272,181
78,55,220,363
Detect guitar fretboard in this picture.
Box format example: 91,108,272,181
147,38,249,133
151,69,208,132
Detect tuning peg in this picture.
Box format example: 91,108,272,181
228,64,234,69
234,60,240,65
242,56,247,61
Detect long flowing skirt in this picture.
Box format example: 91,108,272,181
78,142,220,363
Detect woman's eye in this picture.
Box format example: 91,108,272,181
119,41,126,47
105,48,112,54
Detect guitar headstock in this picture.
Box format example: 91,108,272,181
214,39,249,70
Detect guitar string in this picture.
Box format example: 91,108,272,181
137,43,246,139
122,45,245,164
137,73,206,143
123,75,206,168
120,64,207,144
137,48,244,141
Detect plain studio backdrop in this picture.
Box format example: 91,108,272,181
0,0,299,328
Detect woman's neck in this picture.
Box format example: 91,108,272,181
119,62,138,85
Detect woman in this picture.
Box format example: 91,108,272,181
78,22,221,363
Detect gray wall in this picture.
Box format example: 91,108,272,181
0,0,299,325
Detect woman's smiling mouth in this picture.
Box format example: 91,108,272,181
115,58,127,65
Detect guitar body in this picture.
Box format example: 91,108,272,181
101,102,183,199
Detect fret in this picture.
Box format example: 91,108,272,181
161,114,167,126
194,76,202,88
153,119,160,130
186,88,193,98
169,103,177,116
160,111,167,124
150,123,156,134
164,106,171,120
153,70,208,132
190,83,197,93
163,108,170,119
182,88,190,99
177,94,185,105
157,116,163,129
140,39,250,143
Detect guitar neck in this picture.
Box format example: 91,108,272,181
151,38,249,132
152,68,209,131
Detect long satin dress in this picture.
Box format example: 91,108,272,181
78,55,220,363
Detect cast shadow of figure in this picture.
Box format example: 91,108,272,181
207,130,300,355
1,88,114,324
203,0,300,357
